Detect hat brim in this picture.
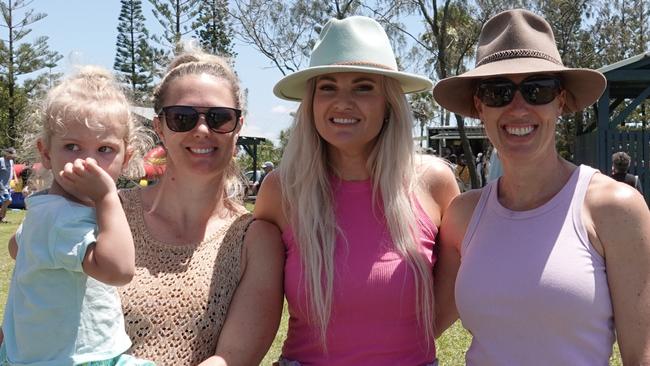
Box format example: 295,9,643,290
273,65,434,101
433,58,606,118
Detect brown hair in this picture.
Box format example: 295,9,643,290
153,51,244,113
612,151,631,173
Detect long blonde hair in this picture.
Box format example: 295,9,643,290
279,76,435,347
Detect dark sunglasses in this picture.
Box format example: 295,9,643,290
476,76,562,107
159,105,241,133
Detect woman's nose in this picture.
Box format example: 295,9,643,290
506,90,530,113
193,114,212,134
332,92,355,111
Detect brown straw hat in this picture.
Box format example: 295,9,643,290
433,9,606,119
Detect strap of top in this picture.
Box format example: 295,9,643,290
570,165,599,256
460,181,494,256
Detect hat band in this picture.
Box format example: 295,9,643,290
476,49,563,67
329,60,396,71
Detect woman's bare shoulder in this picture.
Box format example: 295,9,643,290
252,171,287,229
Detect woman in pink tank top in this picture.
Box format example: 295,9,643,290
432,9,650,365
254,16,460,365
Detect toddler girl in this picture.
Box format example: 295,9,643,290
1,66,153,366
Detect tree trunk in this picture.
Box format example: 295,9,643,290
7,0,16,145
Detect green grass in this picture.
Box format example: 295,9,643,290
262,313,622,365
0,210,25,323
435,321,472,365
261,302,289,365
0,209,624,365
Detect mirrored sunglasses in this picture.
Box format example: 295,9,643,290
159,105,241,133
476,76,562,108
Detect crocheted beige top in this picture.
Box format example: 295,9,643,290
118,188,252,365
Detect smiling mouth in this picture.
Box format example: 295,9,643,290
505,126,535,136
330,117,359,125
189,147,215,154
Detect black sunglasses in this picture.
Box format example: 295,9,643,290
476,76,562,108
159,105,241,133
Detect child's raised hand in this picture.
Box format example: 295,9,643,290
59,158,117,204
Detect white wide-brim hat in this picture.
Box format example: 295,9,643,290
273,16,433,101
433,9,606,119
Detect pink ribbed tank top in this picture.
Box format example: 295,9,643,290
281,178,437,365
455,165,615,365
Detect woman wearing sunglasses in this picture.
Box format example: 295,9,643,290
118,50,284,365
433,9,650,365
254,16,460,365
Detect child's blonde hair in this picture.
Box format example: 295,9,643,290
32,65,151,179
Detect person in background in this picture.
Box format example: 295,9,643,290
455,154,471,192
610,151,643,193
22,163,51,198
1,67,153,365
475,152,486,187
16,167,32,198
440,146,452,160
447,153,458,169
433,9,650,365
486,147,502,182
255,16,459,365
118,49,284,366
254,161,274,193
0,148,16,222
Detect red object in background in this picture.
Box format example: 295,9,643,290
143,163,166,178
143,146,166,179
144,145,166,160
13,163,26,177
14,163,44,176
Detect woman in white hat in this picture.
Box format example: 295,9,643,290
433,9,650,365
254,16,459,366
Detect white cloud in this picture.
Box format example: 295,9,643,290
242,110,292,146
241,123,278,142
271,104,297,115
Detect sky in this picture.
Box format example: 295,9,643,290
31,0,298,144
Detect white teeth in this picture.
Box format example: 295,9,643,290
506,126,534,136
190,147,214,154
331,118,358,124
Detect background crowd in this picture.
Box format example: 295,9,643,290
0,6,648,366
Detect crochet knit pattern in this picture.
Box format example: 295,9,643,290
118,188,252,365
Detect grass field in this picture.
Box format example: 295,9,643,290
0,209,24,324
0,209,623,365
261,308,622,365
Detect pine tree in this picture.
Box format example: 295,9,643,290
149,0,200,54
194,0,236,57
0,0,62,145
114,0,155,103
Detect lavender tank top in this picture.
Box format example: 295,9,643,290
281,178,437,365
455,165,615,365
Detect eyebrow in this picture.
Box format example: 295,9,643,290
317,76,378,84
